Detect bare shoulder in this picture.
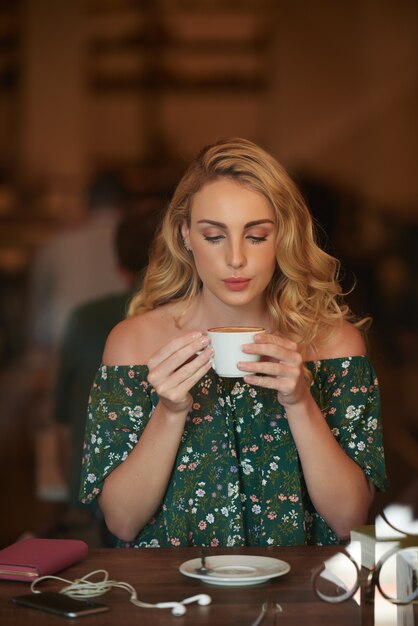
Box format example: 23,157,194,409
102,305,179,366
306,320,366,361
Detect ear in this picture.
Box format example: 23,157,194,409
181,220,191,250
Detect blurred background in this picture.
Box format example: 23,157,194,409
0,0,417,548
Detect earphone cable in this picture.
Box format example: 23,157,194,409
30,569,211,616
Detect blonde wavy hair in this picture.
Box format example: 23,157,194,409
128,137,362,353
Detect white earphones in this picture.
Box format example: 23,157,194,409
152,594,212,616
31,571,212,617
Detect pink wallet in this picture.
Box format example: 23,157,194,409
0,537,88,582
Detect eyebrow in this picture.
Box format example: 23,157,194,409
196,219,275,228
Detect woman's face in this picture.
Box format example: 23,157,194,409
181,177,277,310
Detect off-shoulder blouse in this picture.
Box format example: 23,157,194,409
80,356,387,547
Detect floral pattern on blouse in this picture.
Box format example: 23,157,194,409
80,356,387,548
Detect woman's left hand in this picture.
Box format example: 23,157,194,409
238,332,309,407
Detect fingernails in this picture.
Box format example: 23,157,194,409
197,346,213,358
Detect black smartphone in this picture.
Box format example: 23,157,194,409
12,591,109,618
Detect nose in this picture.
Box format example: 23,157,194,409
226,237,246,269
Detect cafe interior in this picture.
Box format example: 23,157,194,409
0,1,417,624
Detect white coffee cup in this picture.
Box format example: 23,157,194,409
207,326,265,378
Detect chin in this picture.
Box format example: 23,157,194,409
219,291,259,308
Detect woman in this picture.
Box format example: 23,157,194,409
80,138,387,547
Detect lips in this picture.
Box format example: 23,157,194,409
223,278,250,291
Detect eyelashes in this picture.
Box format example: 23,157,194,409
248,236,268,244
203,235,268,245
203,236,222,243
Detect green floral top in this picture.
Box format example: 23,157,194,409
80,356,387,548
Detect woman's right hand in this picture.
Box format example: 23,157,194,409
146,332,213,414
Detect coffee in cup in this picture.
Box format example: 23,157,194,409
207,326,264,378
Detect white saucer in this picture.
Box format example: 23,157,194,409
179,555,291,587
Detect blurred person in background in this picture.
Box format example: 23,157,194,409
52,206,161,543
25,171,131,503
27,171,131,354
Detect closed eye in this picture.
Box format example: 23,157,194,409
247,236,267,244
203,235,224,243
204,234,268,244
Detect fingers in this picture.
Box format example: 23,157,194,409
148,332,209,372
147,333,213,411
155,346,213,394
241,332,301,365
238,360,302,391
240,359,306,404
155,350,214,413
238,332,307,405
255,331,298,350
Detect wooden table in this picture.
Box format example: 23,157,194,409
0,546,369,625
